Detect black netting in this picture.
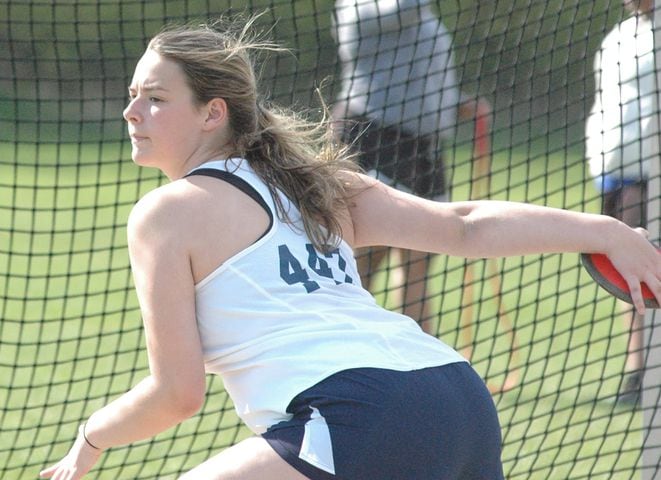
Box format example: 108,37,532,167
1,1,659,478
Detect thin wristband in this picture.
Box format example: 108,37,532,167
81,423,101,450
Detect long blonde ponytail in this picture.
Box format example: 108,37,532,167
149,16,358,251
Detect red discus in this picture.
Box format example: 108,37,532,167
581,251,659,309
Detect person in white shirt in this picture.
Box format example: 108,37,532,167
332,0,491,332
40,16,659,480
585,0,655,404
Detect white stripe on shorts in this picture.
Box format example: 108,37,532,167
299,407,336,474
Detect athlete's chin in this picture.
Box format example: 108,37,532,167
131,154,148,167
131,149,157,167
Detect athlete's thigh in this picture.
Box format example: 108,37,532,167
178,436,310,480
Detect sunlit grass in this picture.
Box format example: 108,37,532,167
0,141,642,478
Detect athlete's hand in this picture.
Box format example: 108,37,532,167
607,227,661,315
39,426,103,480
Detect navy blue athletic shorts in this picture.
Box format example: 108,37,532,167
262,362,504,480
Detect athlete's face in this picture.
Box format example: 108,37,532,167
123,49,207,176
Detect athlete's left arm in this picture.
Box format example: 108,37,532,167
91,185,207,444
40,185,206,479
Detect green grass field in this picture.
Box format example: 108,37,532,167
0,140,643,479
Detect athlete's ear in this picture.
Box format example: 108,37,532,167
203,98,229,131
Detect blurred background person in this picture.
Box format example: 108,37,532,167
585,0,656,405
331,0,491,333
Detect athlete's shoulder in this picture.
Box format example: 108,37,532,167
129,180,191,226
127,177,227,243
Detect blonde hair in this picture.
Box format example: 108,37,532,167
148,16,358,252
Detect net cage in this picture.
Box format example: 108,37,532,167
1,0,660,478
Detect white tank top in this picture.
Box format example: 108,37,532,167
189,159,467,434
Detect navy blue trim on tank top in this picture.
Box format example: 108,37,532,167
185,167,274,239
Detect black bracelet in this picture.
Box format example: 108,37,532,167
81,423,101,450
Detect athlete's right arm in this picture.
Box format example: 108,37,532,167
344,172,660,313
